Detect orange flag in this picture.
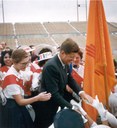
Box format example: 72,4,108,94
83,0,116,120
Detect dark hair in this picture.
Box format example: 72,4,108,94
113,59,117,68
38,48,52,67
113,59,117,74
12,49,28,63
60,38,80,54
31,54,38,62
1,49,13,66
78,50,83,59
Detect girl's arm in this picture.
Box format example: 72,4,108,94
13,92,51,106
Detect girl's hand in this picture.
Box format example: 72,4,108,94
37,92,51,101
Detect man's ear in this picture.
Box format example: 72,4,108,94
61,50,65,55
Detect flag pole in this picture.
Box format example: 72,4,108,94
98,0,109,109
103,65,109,109
2,0,5,23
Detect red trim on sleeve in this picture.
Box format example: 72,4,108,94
0,66,9,72
30,64,36,72
35,68,42,73
2,75,24,90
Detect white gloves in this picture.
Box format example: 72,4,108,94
90,122,98,128
106,111,117,128
91,95,107,121
71,100,87,116
71,100,88,123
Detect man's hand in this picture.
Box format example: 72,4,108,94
79,91,93,104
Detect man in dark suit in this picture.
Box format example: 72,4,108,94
34,38,93,128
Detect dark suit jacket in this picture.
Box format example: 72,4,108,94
41,54,82,108
33,55,82,127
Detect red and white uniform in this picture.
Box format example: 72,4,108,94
72,65,84,85
0,66,10,86
2,65,24,99
31,67,42,90
20,63,40,96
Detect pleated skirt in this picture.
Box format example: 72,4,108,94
0,99,34,128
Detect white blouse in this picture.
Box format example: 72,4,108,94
3,65,24,99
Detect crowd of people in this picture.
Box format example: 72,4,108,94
0,38,117,128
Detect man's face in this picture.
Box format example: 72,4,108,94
60,51,76,65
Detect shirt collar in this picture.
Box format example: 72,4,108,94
58,53,65,68
11,65,21,78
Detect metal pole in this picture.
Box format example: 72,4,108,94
85,0,87,21
77,0,79,22
2,0,5,23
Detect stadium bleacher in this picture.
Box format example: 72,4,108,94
0,23,14,36
0,21,117,58
107,22,117,33
14,22,48,36
110,22,117,28
17,37,57,47
43,22,78,34
110,34,117,50
70,21,87,35
52,34,86,48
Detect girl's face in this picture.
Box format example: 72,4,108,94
73,53,81,66
4,53,12,67
14,56,29,72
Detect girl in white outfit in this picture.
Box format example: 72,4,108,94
1,49,51,128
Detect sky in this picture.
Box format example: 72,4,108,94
0,0,117,23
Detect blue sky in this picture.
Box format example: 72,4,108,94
0,0,117,23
